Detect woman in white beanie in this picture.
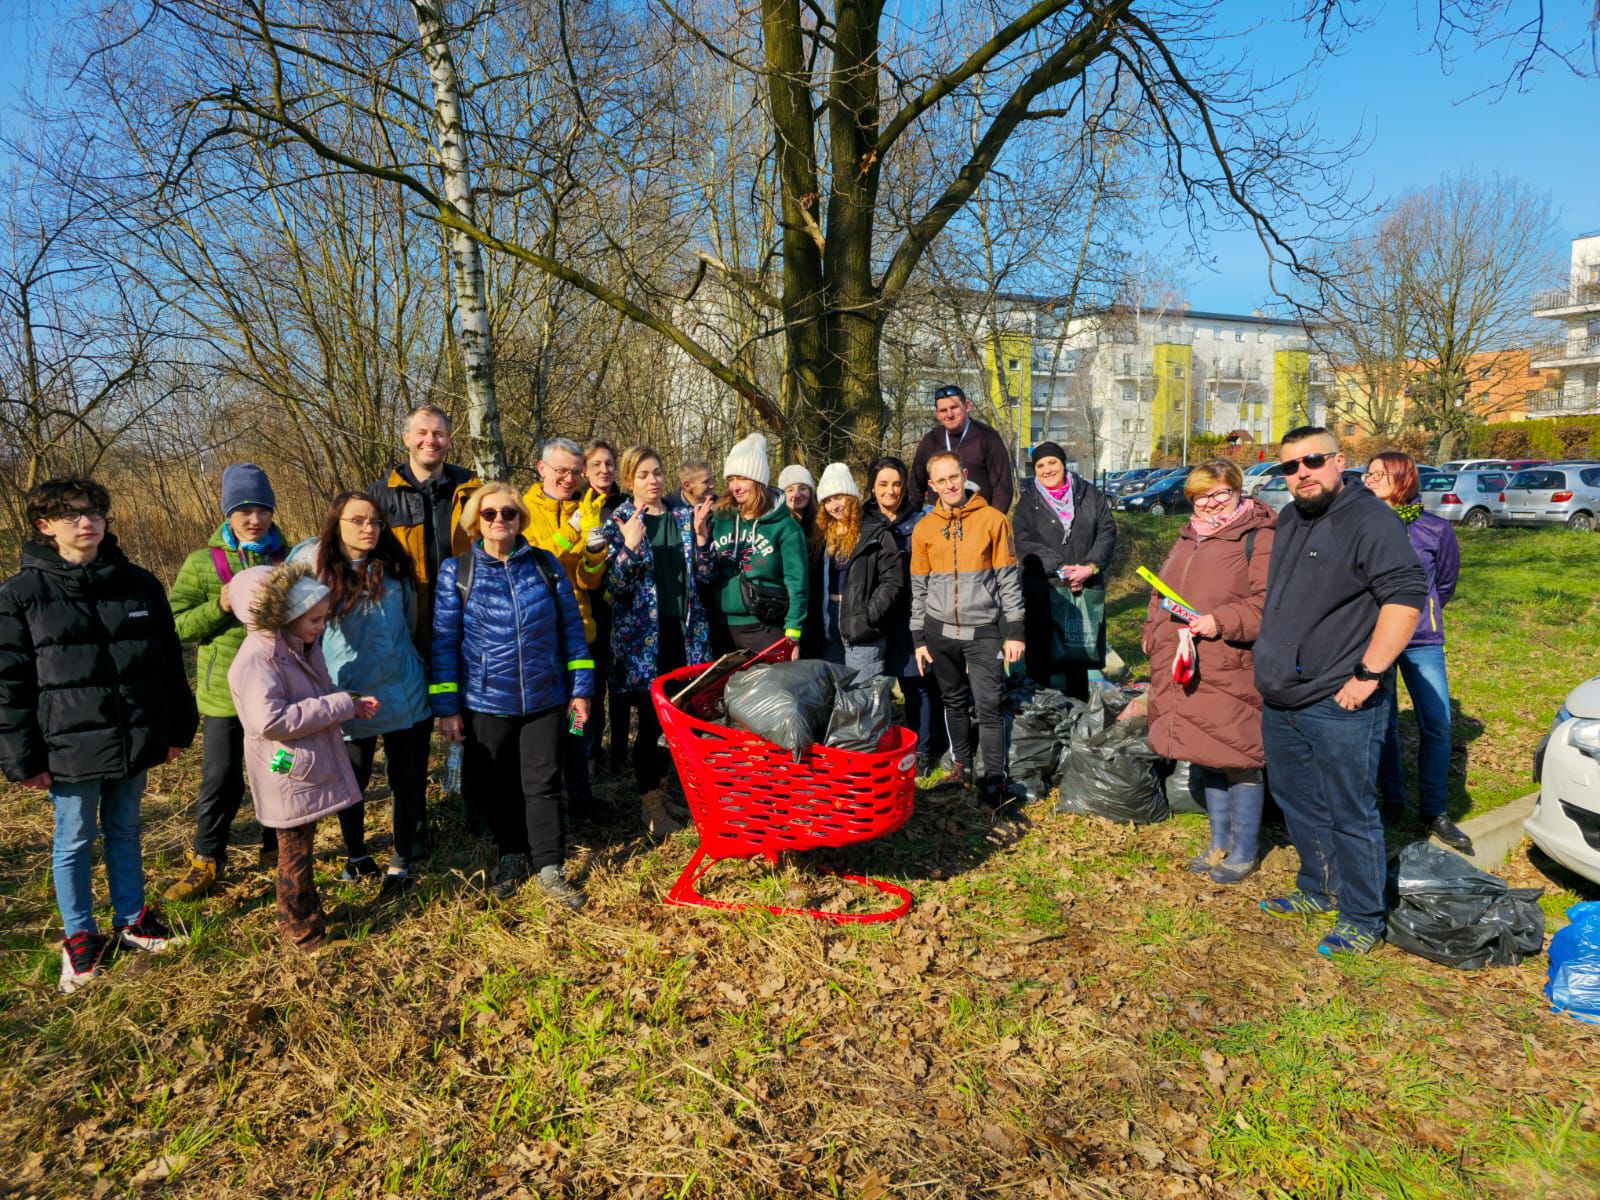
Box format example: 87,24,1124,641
227,562,378,949
778,463,818,540
811,463,903,679
694,432,809,655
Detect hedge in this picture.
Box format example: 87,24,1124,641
1468,416,1600,460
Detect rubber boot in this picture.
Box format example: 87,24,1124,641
641,790,683,839
1189,778,1231,875
1211,781,1263,884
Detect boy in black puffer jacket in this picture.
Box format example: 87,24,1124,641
0,478,199,994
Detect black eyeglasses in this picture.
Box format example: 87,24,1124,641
1280,452,1333,475
479,506,520,523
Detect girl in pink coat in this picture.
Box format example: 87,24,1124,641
228,563,378,948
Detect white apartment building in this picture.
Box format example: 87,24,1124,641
1529,233,1600,417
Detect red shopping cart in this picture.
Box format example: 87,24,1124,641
648,640,916,923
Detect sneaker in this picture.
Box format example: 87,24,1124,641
535,864,587,910
933,761,970,790
640,789,684,839
115,906,188,954
1259,892,1338,919
59,932,109,994
163,855,219,902
491,853,529,900
341,855,380,882
1208,858,1260,885
378,871,419,902
1317,923,1382,958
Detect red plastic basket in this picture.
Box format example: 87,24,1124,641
648,643,916,923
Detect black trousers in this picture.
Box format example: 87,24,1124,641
724,621,789,655
622,620,688,794
466,707,566,870
340,716,433,869
925,624,1006,783
193,715,277,864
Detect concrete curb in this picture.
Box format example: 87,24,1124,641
1433,791,1538,867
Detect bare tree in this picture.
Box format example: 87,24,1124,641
1308,226,1419,438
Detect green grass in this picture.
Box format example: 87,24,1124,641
1106,516,1600,821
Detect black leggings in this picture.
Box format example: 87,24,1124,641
620,621,688,794
193,715,277,865
465,706,566,869
340,716,433,869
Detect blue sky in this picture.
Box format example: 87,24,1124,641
2,2,1595,315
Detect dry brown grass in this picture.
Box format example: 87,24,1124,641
2,750,1599,1199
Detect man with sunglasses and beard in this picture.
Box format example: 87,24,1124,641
1253,426,1426,958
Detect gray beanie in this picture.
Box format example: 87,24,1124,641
220,464,277,516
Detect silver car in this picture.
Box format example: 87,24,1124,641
1498,466,1600,531
1419,469,1509,529
1256,475,1294,513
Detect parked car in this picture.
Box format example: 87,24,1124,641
1499,459,1550,472
1106,467,1162,496
1528,673,1600,887
1342,468,1366,489
1497,466,1600,531
1419,468,1509,529
1241,461,1285,496
1438,458,1507,472
1255,475,1295,513
1114,475,1192,515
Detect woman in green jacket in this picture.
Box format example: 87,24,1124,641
695,432,808,655
164,465,289,901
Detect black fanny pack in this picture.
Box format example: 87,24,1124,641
739,574,788,626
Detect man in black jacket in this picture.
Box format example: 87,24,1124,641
1253,428,1425,958
0,478,199,993
908,385,1015,514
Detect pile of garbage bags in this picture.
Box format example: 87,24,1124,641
724,661,896,761
1008,681,1168,825
1385,841,1545,969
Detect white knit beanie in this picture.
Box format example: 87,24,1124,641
723,432,770,486
284,574,331,622
777,464,815,491
816,462,860,502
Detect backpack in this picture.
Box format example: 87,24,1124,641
454,545,563,606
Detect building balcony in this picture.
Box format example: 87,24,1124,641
1532,279,1600,318
1530,386,1600,415
1529,335,1600,370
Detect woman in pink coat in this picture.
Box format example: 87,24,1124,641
228,562,378,948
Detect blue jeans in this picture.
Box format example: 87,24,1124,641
1378,644,1452,820
51,773,148,936
1261,694,1390,937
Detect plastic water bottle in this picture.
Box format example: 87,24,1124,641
441,741,463,795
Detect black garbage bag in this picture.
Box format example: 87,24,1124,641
825,674,897,752
1005,684,1080,802
725,660,847,762
1054,686,1168,825
1385,841,1545,969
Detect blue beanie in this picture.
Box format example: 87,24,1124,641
220,464,277,516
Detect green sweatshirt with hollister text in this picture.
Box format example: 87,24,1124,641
705,504,809,637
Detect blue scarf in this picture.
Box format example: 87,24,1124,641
220,522,284,560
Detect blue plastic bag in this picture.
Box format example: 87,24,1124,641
1545,901,1600,1024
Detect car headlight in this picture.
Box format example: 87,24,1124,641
1570,717,1600,761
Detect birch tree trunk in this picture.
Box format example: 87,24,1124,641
412,0,506,478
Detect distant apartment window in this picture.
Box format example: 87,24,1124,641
1008,358,1019,372
1122,418,1132,432
1213,329,1224,339
1478,366,1491,379
1122,385,1135,404
1173,366,1184,379
1234,331,1244,342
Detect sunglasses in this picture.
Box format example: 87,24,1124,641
1280,452,1333,475
479,506,520,524
933,385,965,401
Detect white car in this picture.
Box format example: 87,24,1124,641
1527,674,1600,885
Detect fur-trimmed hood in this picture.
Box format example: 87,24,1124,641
233,561,319,632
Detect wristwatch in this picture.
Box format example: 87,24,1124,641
1352,661,1381,682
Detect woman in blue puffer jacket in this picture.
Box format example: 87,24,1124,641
290,491,433,896
1365,451,1470,853
431,482,594,908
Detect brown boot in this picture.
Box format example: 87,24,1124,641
164,854,220,902
640,790,683,839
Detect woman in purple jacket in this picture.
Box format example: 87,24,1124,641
1365,452,1471,852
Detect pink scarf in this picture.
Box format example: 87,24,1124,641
1191,497,1252,540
